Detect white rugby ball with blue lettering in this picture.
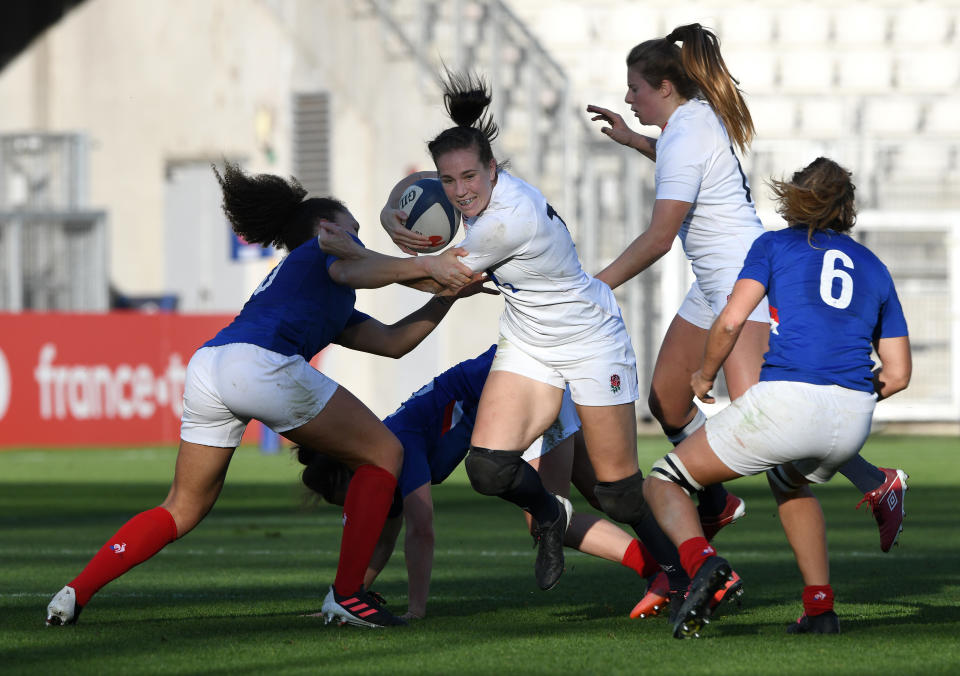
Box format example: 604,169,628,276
398,178,461,253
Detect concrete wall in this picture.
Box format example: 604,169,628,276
0,0,504,418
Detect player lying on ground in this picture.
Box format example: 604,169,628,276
45,162,492,629
642,157,912,639
297,346,743,621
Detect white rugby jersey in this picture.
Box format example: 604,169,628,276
655,99,765,295
459,170,623,348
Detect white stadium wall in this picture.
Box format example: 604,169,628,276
0,0,504,420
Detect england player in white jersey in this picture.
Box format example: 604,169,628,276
587,23,907,550
643,158,911,639
382,71,694,601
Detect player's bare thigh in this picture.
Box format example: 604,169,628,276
721,319,768,399
285,385,403,477
648,314,708,429
576,402,638,482
471,370,564,450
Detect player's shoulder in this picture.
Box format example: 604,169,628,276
658,100,718,157
476,171,539,235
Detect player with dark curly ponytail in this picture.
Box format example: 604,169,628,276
45,163,494,630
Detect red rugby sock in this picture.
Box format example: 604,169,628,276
621,539,660,578
69,506,178,606
802,584,834,616
333,465,397,597
678,536,717,578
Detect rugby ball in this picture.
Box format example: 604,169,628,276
398,178,461,253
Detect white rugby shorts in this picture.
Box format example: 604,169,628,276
678,277,770,330
705,380,877,483
180,344,338,447
521,386,581,462
491,329,639,407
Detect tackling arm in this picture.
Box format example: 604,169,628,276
594,199,690,290
401,484,435,619
692,278,767,403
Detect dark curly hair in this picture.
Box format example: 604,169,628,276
294,445,353,507
767,157,857,243
212,160,347,252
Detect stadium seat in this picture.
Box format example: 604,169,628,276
797,98,848,137
836,50,894,93
860,98,921,135
777,4,831,46
534,2,592,50
779,51,834,93
719,7,775,45
724,50,778,93
891,5,952,45
606,6,656,47
924,97,960,135
749,98,797,138
834,4,889,45
895,49,959,93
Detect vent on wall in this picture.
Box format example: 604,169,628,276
293,92,331,197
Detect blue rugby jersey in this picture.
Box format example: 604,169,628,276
203,236,370,360
738,227,908,392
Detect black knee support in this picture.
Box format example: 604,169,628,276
594,471,651,524
464,446,525,496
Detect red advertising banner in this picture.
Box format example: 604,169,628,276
0,313,236,447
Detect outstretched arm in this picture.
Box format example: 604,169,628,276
692,278,767,403
401,484,435,620
334,275,498,358
594,199,690,290
322,222,474,290
364,515,403,589
586,104,658,161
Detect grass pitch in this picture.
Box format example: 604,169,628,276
1,435,959,675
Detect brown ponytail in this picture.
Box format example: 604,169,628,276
627,23,754,153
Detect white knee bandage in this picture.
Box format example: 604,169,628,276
650,452,705,496
666,407,707,446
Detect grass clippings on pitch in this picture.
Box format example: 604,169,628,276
1,435,958,675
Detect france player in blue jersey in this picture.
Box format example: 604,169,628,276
643,158,912,638
46,161,492,630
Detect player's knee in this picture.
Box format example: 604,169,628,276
593,471,650,524
464,446,524,496
648,380,701,432
649,452,704,496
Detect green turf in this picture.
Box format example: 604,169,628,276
1,435,958,674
